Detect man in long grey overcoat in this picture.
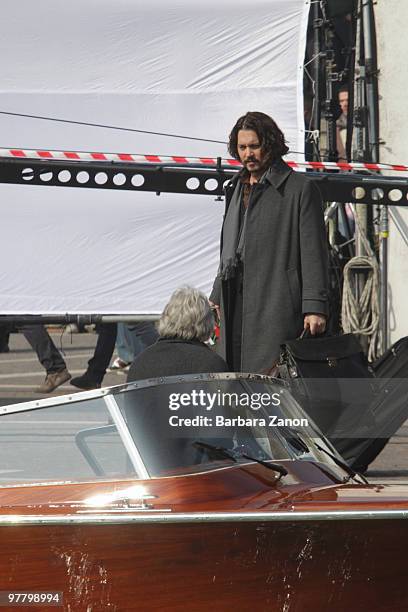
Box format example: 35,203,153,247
210,111,329,373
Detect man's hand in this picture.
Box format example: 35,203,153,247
304,313,326,336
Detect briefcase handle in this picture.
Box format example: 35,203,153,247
299,328,329,340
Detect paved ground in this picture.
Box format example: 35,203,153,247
0,330,407,483
0,329,124,402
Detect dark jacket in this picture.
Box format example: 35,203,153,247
210,160,329,373
127,337,229,381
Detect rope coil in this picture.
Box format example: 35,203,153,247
340,207,380,362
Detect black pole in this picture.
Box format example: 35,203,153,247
320,2,339,162
311,0,322,159
0,314,159,325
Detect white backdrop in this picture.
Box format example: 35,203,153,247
0,0,309,314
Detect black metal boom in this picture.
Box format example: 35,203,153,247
0,156,407,206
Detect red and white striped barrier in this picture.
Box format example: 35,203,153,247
0,148,241,166
1,147,408,173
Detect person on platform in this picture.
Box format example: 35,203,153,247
127,287,228,381
336,85,349,161
210,111,329,373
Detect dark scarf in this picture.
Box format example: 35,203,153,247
218,180,245,280
218,170,268,281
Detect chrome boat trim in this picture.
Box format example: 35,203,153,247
1,509,408,525
104,394,150,479
0,385,116,414
0,373,280,414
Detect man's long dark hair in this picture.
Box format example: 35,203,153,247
228,111,289,166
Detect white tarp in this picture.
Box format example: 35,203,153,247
0,0,309,314
375,0,408,344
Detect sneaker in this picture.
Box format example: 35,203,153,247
70,373,101,390
36,368,71,393
109,357,131,372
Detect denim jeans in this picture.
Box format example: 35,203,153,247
117,322,158,362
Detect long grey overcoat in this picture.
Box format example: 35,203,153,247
210,160,329,373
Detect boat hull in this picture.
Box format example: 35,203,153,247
1,517,407,611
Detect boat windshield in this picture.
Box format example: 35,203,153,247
0,375,346,484
114,376,341,478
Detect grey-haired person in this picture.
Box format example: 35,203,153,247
127,287,228,381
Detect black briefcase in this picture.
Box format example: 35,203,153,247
278,333,372,382
278,333,379,461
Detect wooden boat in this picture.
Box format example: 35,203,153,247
0,373,407,611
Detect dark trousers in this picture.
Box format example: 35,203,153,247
86,322,158,384
226,271,243,372
22,325,66,374
87,323,118,384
